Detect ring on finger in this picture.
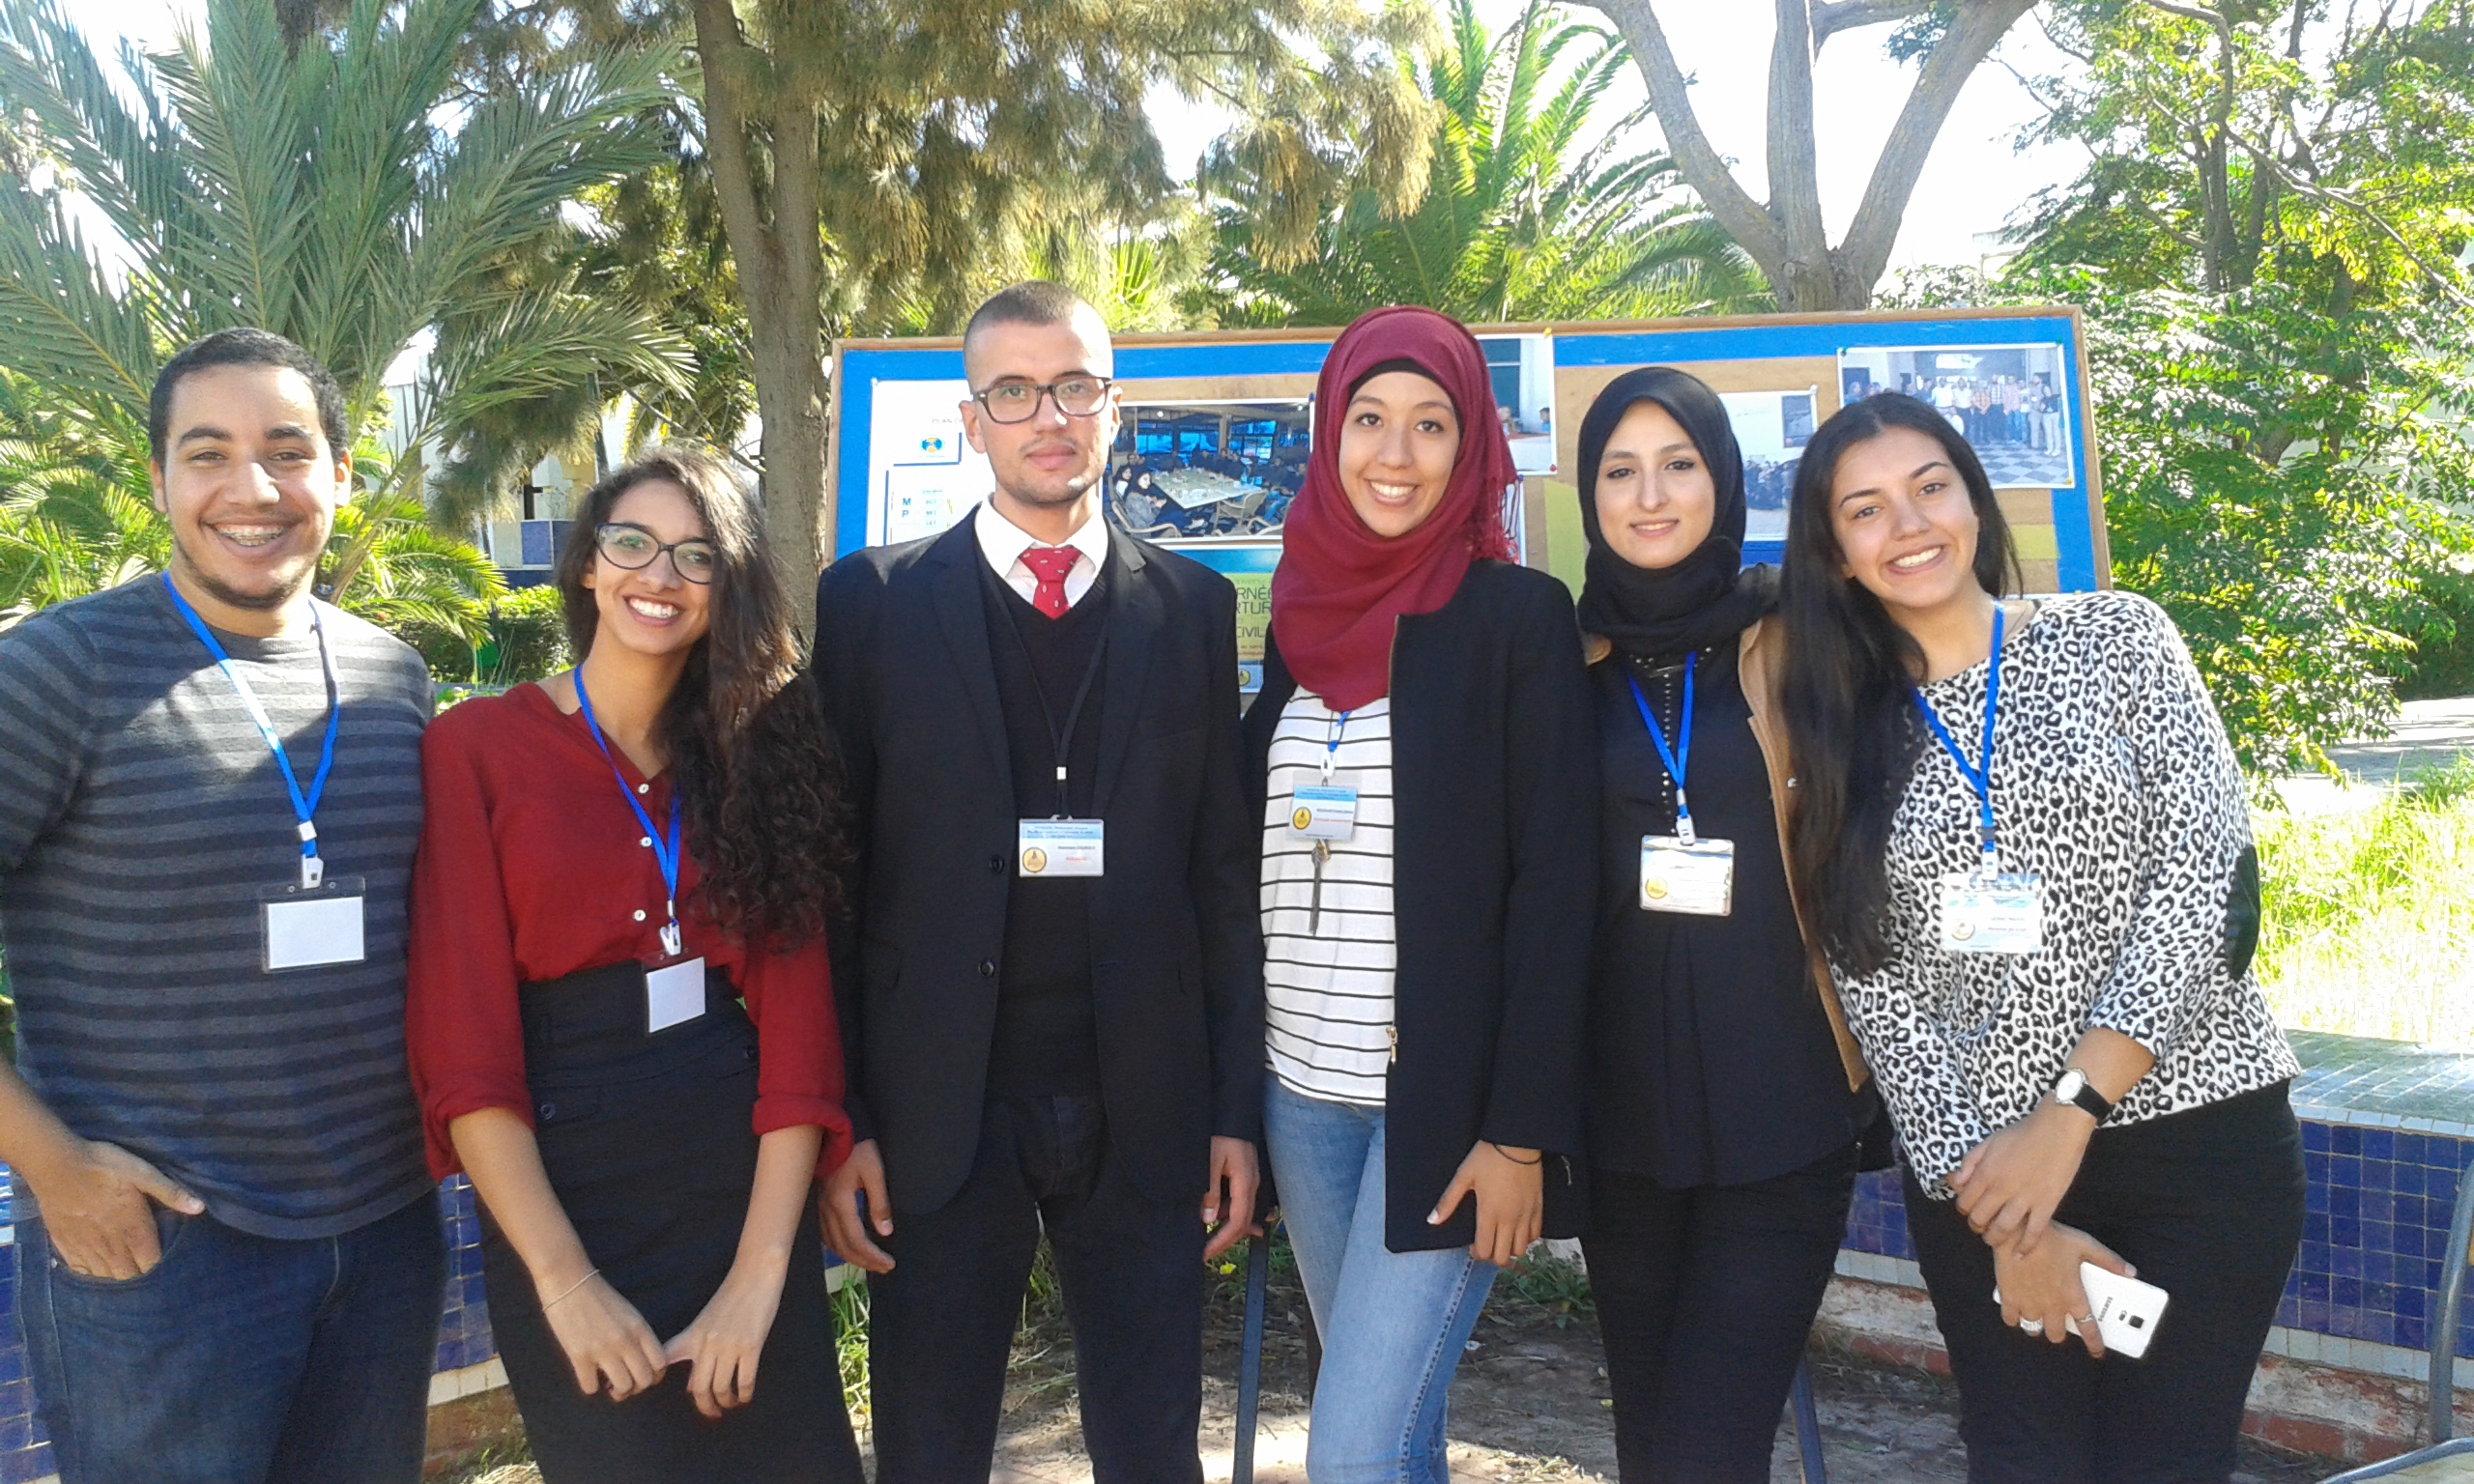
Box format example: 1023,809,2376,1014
2018,1317,2045,1335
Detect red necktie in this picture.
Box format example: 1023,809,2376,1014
1020,546,1079,619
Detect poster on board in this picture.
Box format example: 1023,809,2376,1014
826,306,2106,688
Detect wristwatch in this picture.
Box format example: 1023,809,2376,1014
2052,1068,2115,1123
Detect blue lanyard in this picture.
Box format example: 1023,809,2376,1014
160,574,340,890
1909,604,2004,873
573,667,685,956
1321,708,1353,781
1625,656,1696,842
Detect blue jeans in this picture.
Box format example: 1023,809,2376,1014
20,1189,446,1484
1265,1075,1497,1484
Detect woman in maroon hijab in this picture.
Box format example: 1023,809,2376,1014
1242,306,1597,1481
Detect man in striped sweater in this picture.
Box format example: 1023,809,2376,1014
0,329,444,1484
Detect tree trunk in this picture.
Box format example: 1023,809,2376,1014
691,0,830,637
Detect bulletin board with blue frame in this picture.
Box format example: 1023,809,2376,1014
825,304,2109,687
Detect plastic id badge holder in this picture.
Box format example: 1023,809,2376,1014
1291,780,1359,842
1020,818,1104,877
646,957,708,1034
259,877,367,971
1939,873,2044,954
1640,837,1734,916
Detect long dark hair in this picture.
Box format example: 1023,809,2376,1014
1779,393,2020,975
555,445,850,944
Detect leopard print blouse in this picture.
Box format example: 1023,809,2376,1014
1830,590,2301,1195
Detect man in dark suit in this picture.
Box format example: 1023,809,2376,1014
813,281,1262,1484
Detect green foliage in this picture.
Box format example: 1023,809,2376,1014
0,370,162,631
2014,266,2474,773
2255,758,2474,1047
0,0,695,558
479,582,570,686
1197,0,1764,326
1997,1,2474,760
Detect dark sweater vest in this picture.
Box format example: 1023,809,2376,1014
977,555,1108,1098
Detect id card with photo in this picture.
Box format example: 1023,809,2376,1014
1640,837,1735,917
1290,781,1360,842
646,956,708,1034
259,876,367,972
1020,818,1105,877
1939,873,2045,954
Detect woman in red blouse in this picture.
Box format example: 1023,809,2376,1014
409,446,859,1482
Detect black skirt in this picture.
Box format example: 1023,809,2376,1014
479,960,861,1484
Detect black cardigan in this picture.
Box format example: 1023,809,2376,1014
1246,560,1597,1252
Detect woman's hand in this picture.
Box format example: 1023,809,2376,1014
1950,1101,2093,1255
538,1268,669,1400
1430,1142,1544,1267
1992,1220,2135,1358
663,1253,790,1419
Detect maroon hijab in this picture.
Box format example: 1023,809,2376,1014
1271,306,1517,711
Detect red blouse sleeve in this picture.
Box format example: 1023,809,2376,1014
735,928,855,1179
405,702,532,1180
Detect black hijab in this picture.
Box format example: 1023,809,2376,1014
1575,366,1774,662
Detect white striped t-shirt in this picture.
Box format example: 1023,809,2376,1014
1260,691,1395,1105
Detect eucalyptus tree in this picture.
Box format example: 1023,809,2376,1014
0,0,695,600
1200,0,1768,326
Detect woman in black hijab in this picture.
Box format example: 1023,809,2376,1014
1575,368,1878,1482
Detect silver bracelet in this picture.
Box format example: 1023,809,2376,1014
543,1268,600,1310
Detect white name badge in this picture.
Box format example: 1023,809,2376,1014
259,877,367,972
1020,818,1105,877
1290,782,1360,842
646,956,708,1034
1939,872,2046,955
1640,837,1735,917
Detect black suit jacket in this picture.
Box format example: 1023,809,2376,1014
813,517,1263,1215
1245,561,1597,1252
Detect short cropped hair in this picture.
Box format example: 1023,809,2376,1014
150,328,351,465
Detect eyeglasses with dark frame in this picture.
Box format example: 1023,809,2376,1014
971,376,1115,424
593,523,718,584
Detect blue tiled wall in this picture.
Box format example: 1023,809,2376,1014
1840,1127,2474,1363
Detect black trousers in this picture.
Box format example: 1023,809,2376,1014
1904,1081,2305,1484
1581,1144,1857,1484
867,1094,1206,1484
481,964,862,1484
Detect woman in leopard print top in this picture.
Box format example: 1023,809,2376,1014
1778,392,2303,1484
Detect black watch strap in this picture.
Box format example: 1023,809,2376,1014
2055,1070,2115,1123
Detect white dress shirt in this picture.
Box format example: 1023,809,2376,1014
973,499,1108,611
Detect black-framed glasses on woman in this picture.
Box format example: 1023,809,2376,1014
972,376,1115,424
594,523,718,584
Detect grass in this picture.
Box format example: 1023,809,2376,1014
2254,757,2474,1047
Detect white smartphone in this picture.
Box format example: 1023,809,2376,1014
2079,1264,2170,1359
1992,1265,2172,1359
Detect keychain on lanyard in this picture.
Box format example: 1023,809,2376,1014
1626,656,1736,917
162,574,338,889
1295,708,1358,933
574,668,686,958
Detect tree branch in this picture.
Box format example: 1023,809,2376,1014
1812,0,1936,43
1834,0,2037,299
1768,0,1828,277
1588,0,1789,276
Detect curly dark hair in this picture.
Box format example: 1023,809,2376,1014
554,445,850,945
